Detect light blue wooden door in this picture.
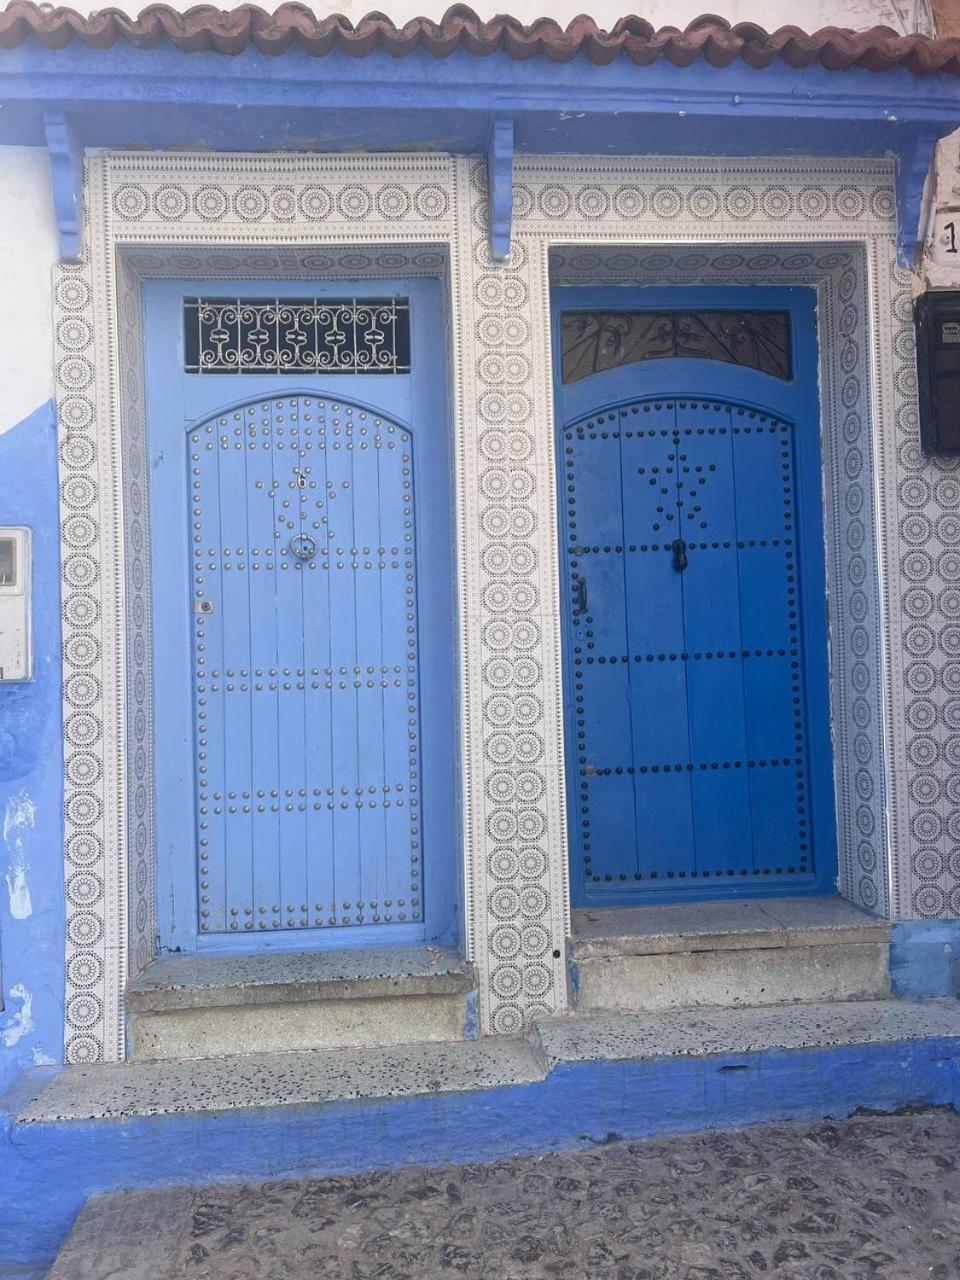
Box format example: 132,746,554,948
145,282,456,951
554,286,837,906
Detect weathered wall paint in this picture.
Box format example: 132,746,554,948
932,0,960,38
0,150,57,436
2,1035,959,1274
890,920,960,997
1,983,34,1049
921,125,960,286
0,402,64,1097
923,126,955,284
4,790,36,921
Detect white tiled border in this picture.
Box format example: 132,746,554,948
55,150,936,1063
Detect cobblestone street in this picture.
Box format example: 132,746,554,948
49,1109,960,1280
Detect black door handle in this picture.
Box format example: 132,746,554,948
671,539,688,572
573,573,588,617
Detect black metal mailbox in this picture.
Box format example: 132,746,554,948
916,290,960,455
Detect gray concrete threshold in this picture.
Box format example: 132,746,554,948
126,945,473,1012
571,894,889,957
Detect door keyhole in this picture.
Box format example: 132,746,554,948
671,538,688,572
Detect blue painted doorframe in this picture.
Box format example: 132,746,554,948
145,278,458,953
553,285,837,907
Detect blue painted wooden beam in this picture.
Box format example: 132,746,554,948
487,114,514,263
42,111,83,263
4,50,959,165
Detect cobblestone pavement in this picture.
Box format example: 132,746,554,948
50,1110,960,1280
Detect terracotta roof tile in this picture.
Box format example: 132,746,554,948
1,1,959,75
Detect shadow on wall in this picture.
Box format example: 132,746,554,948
0,401,63,1098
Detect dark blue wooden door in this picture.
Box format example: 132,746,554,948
554,287,836,905
146,281,456,951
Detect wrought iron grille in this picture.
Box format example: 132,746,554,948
184,297,411,374
560,309,792,384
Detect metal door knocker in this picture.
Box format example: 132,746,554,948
671,538,688,572
572,573,588,618
289,533,318,561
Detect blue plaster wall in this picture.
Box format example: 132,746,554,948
2,1035,959,1274
891,919,960,999
0,402,63,1097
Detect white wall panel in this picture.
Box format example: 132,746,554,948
0,148,58,435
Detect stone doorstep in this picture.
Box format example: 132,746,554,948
17,1036,546,1124
16,997,960,1125
569,897,890,1013
572,941,891,1014
125,945,477,1060
129,991,472,1060
570,895,890,959
126,945,474,1013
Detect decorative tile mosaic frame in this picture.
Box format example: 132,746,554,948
54,149,936,1062
876,253,960,919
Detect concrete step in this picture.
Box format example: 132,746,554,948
125,945,475,1060
16,1034,542,1124
531,995,960,1065
18,997,959,1126
570,895,890,1012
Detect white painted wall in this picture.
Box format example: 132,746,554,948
923,126,960,287
56,0,924,32
0,148,57,435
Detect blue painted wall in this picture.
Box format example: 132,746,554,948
0,402,63,1097
2,1034,959,1274
891,919,960,999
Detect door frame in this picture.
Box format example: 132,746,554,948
56,151,905,1060
144,276,459,953
552,283,838,906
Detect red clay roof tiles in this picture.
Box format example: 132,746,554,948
0,2,959,75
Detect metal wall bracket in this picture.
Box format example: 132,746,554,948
42,111,84,263
487,114,514,264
